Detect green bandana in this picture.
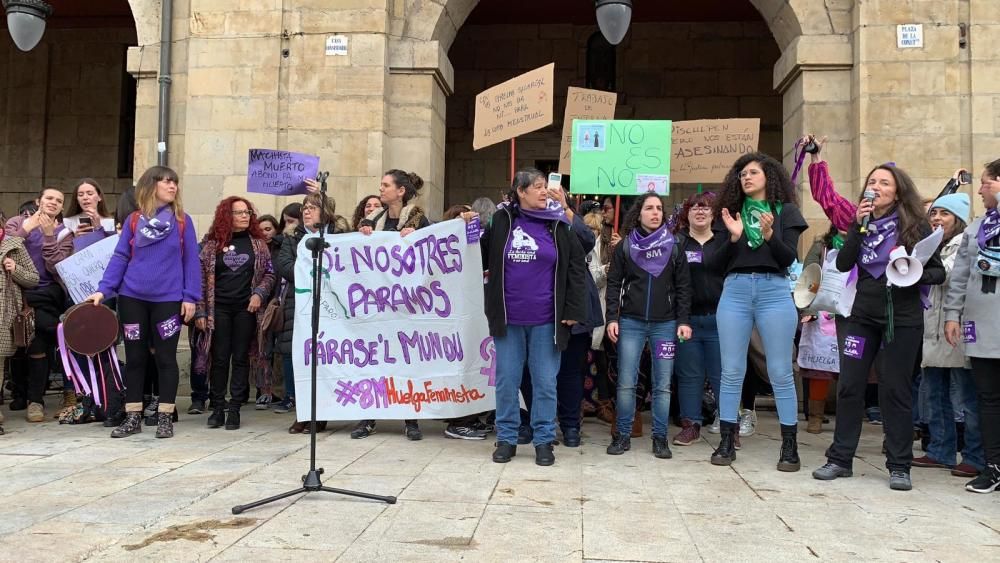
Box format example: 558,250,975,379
831,233,845,250
742,198,781,249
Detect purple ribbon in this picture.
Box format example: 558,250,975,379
790,138,807,185
977,207,1000,250
628,223,675,277
518,199,570,224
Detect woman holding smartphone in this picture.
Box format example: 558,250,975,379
64,179,116,250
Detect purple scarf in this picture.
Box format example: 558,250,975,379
628,223,675,277
135,206,176,248
859,212,899,279
518,199,570,224
977,207,1000,250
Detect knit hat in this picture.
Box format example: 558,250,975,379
931,193,970,222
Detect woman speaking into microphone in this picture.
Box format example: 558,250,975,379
813,164,944,491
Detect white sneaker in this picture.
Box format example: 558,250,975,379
739,409,757,437
707,411,721,434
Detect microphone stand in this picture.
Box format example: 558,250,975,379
233,171,397,514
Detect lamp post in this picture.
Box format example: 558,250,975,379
4,0,52,52
595,0,632,46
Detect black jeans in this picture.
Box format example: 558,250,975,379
826,322,921,472
24,284,64,403
521,332,591,433
969,357,1000,466
119,296,181,406
209,302,255,410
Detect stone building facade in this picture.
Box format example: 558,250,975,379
1,0,999,242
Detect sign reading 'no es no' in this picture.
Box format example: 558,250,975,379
473,63,555,150
570,120,672,196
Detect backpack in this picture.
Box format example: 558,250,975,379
128,211,186,257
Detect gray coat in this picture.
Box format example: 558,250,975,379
923,233,967,368
944,217,1000,359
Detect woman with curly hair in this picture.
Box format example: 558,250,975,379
193,197,275,430
709,152,808,471
351,195,382,231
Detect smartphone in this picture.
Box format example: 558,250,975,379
959,171,972,185
547,172,562,190
79,216,92,226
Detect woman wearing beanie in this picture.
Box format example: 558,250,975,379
914,189,984,478
709,153,807,471
193,197,275,431
813,164,945,491
944,158,1000,493
86,166,201,439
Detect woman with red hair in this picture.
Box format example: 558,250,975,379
194,196,275,430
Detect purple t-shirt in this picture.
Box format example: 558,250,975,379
503,216,556,326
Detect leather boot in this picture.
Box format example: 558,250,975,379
807,400,825,434
207,407,225,428
111,412,143,438
711,421,737,466
778,423,801,472
632,409,643,438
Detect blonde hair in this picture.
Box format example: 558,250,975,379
583,210,603,232
135,166,183,219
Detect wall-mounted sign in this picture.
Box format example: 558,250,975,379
897,24,923,49
326,35,348,56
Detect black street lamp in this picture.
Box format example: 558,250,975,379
595,0,632,45
4,0,52,52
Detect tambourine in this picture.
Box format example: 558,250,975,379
61,303,120,356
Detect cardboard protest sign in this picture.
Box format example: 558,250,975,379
558,87,617,174
473,63,555,150
670,118,760,183
246,148,320,196
55,235,119,304
291,219,495,420
570,120,672,196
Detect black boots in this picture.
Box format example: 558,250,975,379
711,421,738,465
652,435,672,459
207,407,225,428
606,433,631,455
777,423,800,472
111,412,143,438
155,412,174,438
492,442,517,463
225,408,241,430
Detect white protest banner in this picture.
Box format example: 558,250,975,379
291,219,495,420
55,235,120,304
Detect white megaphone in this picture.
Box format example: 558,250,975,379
793,263,822,309
885,246,923,287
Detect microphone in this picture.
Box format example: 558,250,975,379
859,189,876,233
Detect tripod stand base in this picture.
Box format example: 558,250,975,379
232,468,397,515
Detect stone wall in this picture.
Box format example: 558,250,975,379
0,28,137,217
444,21,782,208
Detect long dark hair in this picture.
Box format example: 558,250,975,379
66,178,112,218
713,152,797,217
278,202,302,232
383,169,423,205
205,196,263,253
862,164,927,250
622,192,665,237
351,195,380,230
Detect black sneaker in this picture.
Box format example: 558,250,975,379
187,400,205,415
652,435,672,459
473,419,495,434
144,396,159,426
517,424,533,445
351,419,376,439
207,407,225,429
607,432,631,455
404,420,423,441
965,463,1000,494
492,442,516,463
225,409,241,430
444,424,488,440
535,443,555,466
889,470,912,491
562,427,581,448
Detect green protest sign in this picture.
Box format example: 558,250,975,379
569,120,672,196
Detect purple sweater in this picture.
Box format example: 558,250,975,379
98,212,202,303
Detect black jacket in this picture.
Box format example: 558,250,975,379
481,206,588,350
605,233,692,326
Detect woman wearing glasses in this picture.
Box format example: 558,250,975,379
193,197,275,430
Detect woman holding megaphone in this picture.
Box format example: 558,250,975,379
813,164,945,491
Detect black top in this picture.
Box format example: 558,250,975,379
382,214,431,232
836,220,945,328
215,230,254,306
712,202,808,275
678,231,725,315
605,233,692,325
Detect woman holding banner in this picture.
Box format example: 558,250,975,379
813,164,944,491
483,168,587,466
605,192,692,459
5,187,74,423
86,166,202,439
193,197,275,431
709,153,807,471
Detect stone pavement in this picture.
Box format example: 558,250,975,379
1,404,998,563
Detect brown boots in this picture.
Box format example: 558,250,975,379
807,400,825,434
610,409,644,437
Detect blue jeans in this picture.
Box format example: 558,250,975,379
923,367,984,469
494,323,560,446
674,314,722,424
717,273,799,426
282,353,295,400
615,317,676,437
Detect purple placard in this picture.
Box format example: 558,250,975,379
654,339,676,360
247,148,320,196
685,250,703,264
843,335,865,359
156,315,182,340
963,321,977,344
465,217,482,244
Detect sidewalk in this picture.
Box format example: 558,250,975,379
0,405,996,562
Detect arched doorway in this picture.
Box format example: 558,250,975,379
0,0,139,215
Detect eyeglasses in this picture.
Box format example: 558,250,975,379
739,169,763,179
302,204,319,212
231,210,252,217
691,202,711,209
